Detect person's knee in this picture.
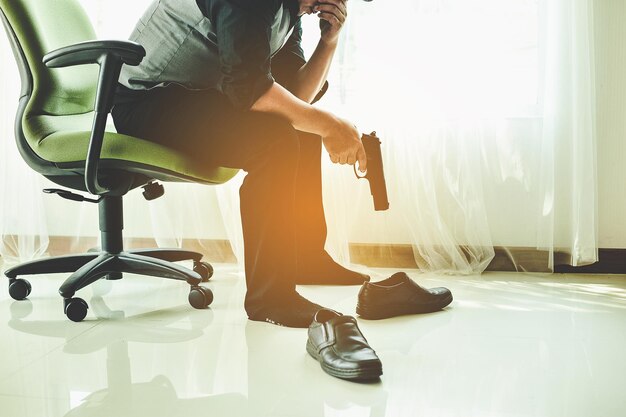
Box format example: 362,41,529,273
257,113,298,142
296,130,322,159
250,113,300,160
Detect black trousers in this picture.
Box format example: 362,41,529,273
112,84,328,313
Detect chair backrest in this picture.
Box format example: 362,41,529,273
1,0,98,173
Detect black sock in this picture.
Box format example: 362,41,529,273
247,292,324,328
296,252,370,286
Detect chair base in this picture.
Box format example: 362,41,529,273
5,196,215,321
5,247,215,321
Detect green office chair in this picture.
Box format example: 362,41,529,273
0,0,239,321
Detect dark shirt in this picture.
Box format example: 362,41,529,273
116,0,315,109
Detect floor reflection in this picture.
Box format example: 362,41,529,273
8,295,388,417
3,269,625,417
8,296,253,416
244,322,388,417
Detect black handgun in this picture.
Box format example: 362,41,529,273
354,132,389,211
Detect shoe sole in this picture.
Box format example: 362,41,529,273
356,293,453,320
306,340,382,381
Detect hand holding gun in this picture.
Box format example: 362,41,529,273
354,132,389,211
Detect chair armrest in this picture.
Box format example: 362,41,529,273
43,40,145,68
42,40,146,196
43,40,145,114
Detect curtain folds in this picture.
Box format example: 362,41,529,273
0,0,598,274
538,0,598,268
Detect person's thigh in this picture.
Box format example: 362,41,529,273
112,84,296,171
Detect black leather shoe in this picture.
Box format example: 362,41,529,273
357,272,453,320
307,309,382,381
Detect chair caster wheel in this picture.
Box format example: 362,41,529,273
64,297,88,322
194,261,214,282
189,286,213,309
8,279,31,300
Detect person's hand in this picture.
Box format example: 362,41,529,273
315,0,348,45
320,115,367,172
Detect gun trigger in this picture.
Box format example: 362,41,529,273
354,164,367,179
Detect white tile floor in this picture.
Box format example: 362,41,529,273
0,264,625,417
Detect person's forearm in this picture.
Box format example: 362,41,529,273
251,82,334,135
291,39,338,103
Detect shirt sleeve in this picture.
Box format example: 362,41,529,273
271,20,306,88
196,0,279,109
271,20,329,104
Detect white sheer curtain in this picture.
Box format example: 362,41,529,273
309,0,597,272
0,0,597,273
538,0,598,268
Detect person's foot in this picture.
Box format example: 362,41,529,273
247,292,324,328
296,252,370,286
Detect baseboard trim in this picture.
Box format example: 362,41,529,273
3,236,624,274
348,244,556,273
554,249,626,274
348,244,626,274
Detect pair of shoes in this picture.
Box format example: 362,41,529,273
307,309,382,381
357,272,453,320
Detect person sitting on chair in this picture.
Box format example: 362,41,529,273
112,0,368,328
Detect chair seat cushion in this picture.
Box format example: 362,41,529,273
27,112,239,185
